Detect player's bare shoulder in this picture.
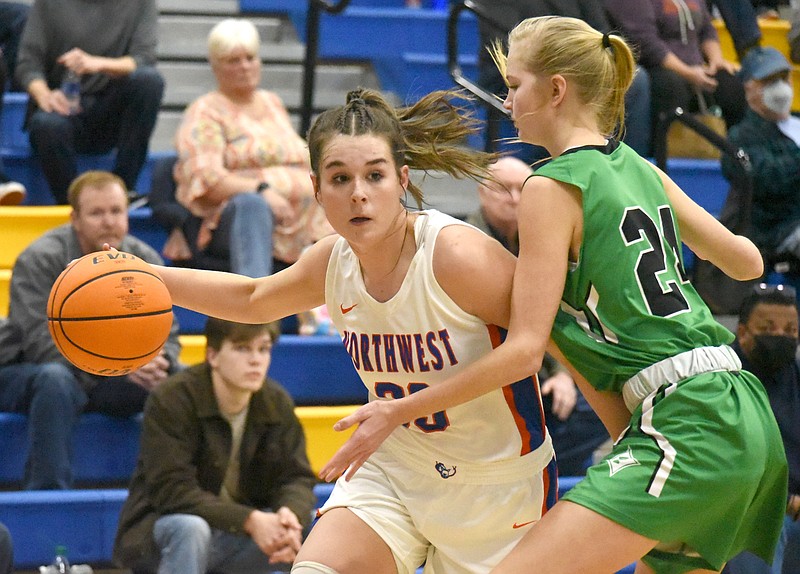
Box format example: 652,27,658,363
433,223,516,324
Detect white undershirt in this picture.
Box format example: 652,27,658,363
777,115,800,147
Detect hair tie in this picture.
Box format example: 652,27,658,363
346,92,367,106
602,32,613,50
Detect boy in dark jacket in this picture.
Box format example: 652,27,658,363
114,318,316,574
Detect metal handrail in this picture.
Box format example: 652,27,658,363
300,0,351,136
446,0,508,116
653,108,753,234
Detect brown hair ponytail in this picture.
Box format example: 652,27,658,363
308,88,497,207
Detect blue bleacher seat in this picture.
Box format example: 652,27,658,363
0,413,141,487
0,335,363,488
240,0,447,19
316,7,477,99
0,488,127,568
665,158,728,218
236,5,479,99
0,483,337,569
270,335,365,405
172,305,208,334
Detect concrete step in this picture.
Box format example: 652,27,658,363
157,0,239,16
157,14,299,59
150,110,181,152
159,60,378,108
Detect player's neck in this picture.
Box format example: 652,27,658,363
360,212,415,303
212,375,253,416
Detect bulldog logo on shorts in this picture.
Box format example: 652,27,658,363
435,461,457,479
607,446,640,476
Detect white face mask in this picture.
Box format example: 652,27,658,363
761,80,793,117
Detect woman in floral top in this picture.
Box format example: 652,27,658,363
172,18,332,273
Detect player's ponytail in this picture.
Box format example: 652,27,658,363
499,16,636,139
308,88,496,207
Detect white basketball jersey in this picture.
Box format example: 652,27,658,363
326,210,552,482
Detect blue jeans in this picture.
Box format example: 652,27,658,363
623,66,652,158
0,362,86,489
0,1,29,88
0,2,28,181
153,514,284,574
182,192,275,278
227,192,275,278
28,66,164,204
0,362,149,488
711,0,761,58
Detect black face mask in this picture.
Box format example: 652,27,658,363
750,334,798,374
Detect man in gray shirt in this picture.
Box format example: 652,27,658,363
15,0,164,204
0,171,180,489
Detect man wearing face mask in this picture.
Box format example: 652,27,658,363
724,283,800,574
721,47,800,269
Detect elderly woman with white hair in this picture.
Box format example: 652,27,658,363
167,18,331,279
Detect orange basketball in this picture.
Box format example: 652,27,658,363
47,250,173,376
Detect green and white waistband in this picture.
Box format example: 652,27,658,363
622,345,741,412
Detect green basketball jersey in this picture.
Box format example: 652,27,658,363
535,141,733,393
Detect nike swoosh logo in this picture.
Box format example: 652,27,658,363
512,520,536,529
340,303,358,314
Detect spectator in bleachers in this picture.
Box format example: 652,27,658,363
0,171,180,490
169,18,332,279
605,0,747,134
114,318,316,574
466,156,528,255
0,1,29,205
15,0,164,204
473,0,653,159
723,283,800,574
711,0,763,59
720,47,800,268
466,156,610,476
0,522,11,574
149,153,277,280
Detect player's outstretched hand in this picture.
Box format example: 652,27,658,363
319,400,401,482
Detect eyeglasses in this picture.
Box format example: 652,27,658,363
753,283,797,298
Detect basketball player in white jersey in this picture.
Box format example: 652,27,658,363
151,88,557,574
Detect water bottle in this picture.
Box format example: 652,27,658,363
51,544,70,574
61,70,81,115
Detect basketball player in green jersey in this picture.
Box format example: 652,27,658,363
322,16,788,574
